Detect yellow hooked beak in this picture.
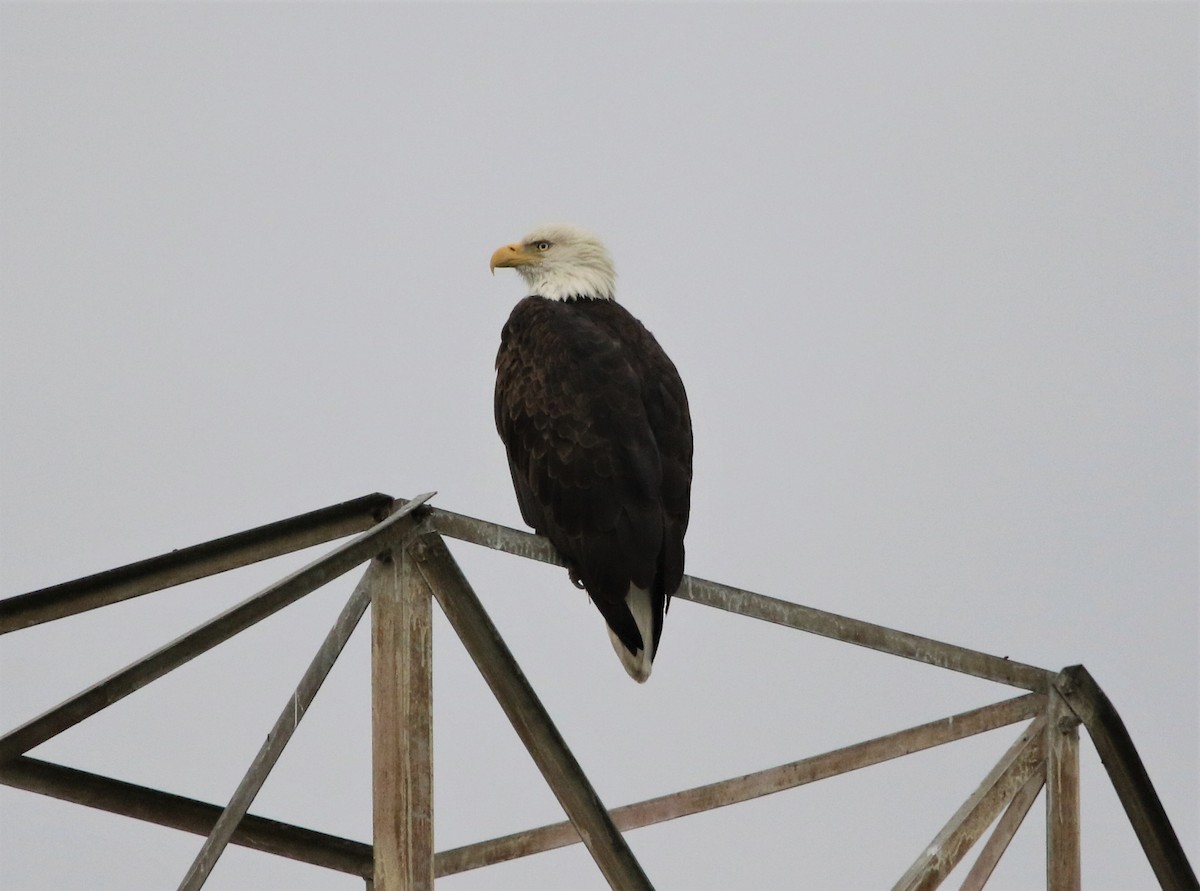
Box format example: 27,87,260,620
490,242,540,275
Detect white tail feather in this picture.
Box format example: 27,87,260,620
606,585,655,683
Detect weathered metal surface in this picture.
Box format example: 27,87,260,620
372,544,434,891
0,756,372,876
177,560,385,891
0,493,396,634
958,770,1044,891
428,507,1053,692
433,693,1044,876
2,498,1195,890
428,507,565,569
1053,666,1198,890
0,493,433,765
429,508,1200,887
678,577,1052,692
892,716,1047,891
1046,685,1081,890
411,534,653,891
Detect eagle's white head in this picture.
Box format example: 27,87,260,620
490,223,616,302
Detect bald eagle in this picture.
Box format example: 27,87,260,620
491,223,693,682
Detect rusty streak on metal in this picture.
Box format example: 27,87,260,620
0,493,396,634
428,507,1053,693
1052,666,1198,890
177,559,388,891
0,757,372,876
1046,683,1082,890
959,770,1045,891
0,494,433,766
892,716,1047,891
411,533,653,891
372,543,434,891
433,693,1044,877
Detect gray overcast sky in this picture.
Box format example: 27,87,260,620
1,3,1195,889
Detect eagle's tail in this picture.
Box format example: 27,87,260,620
606,584,656,683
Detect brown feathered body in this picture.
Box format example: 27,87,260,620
494,295,692,675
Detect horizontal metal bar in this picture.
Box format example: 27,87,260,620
434,693,1044,876
428,507,1053,692
411,534,653,891
892,716,1047,891
178,561,384,891
1054,666,1199,890
1,493,396,634
0,756,372,877
0,494,433,765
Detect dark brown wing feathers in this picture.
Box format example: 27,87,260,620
495,296,692,657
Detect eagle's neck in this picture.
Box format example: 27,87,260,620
518,264,615,303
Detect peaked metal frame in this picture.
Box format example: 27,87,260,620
0,493,1194,890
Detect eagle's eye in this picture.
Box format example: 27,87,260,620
535,241,551,251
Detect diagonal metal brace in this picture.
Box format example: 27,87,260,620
958,769,1044,891
892,715,1047,891
409,533,654,891
1053,666,1198,891
0,493,433,766
177,557,400,891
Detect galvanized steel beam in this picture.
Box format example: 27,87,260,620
0,493,395,633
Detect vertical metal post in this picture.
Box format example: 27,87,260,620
371,543,433,891
1046,688,1081,890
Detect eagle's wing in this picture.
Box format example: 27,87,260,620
495,299,667,652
